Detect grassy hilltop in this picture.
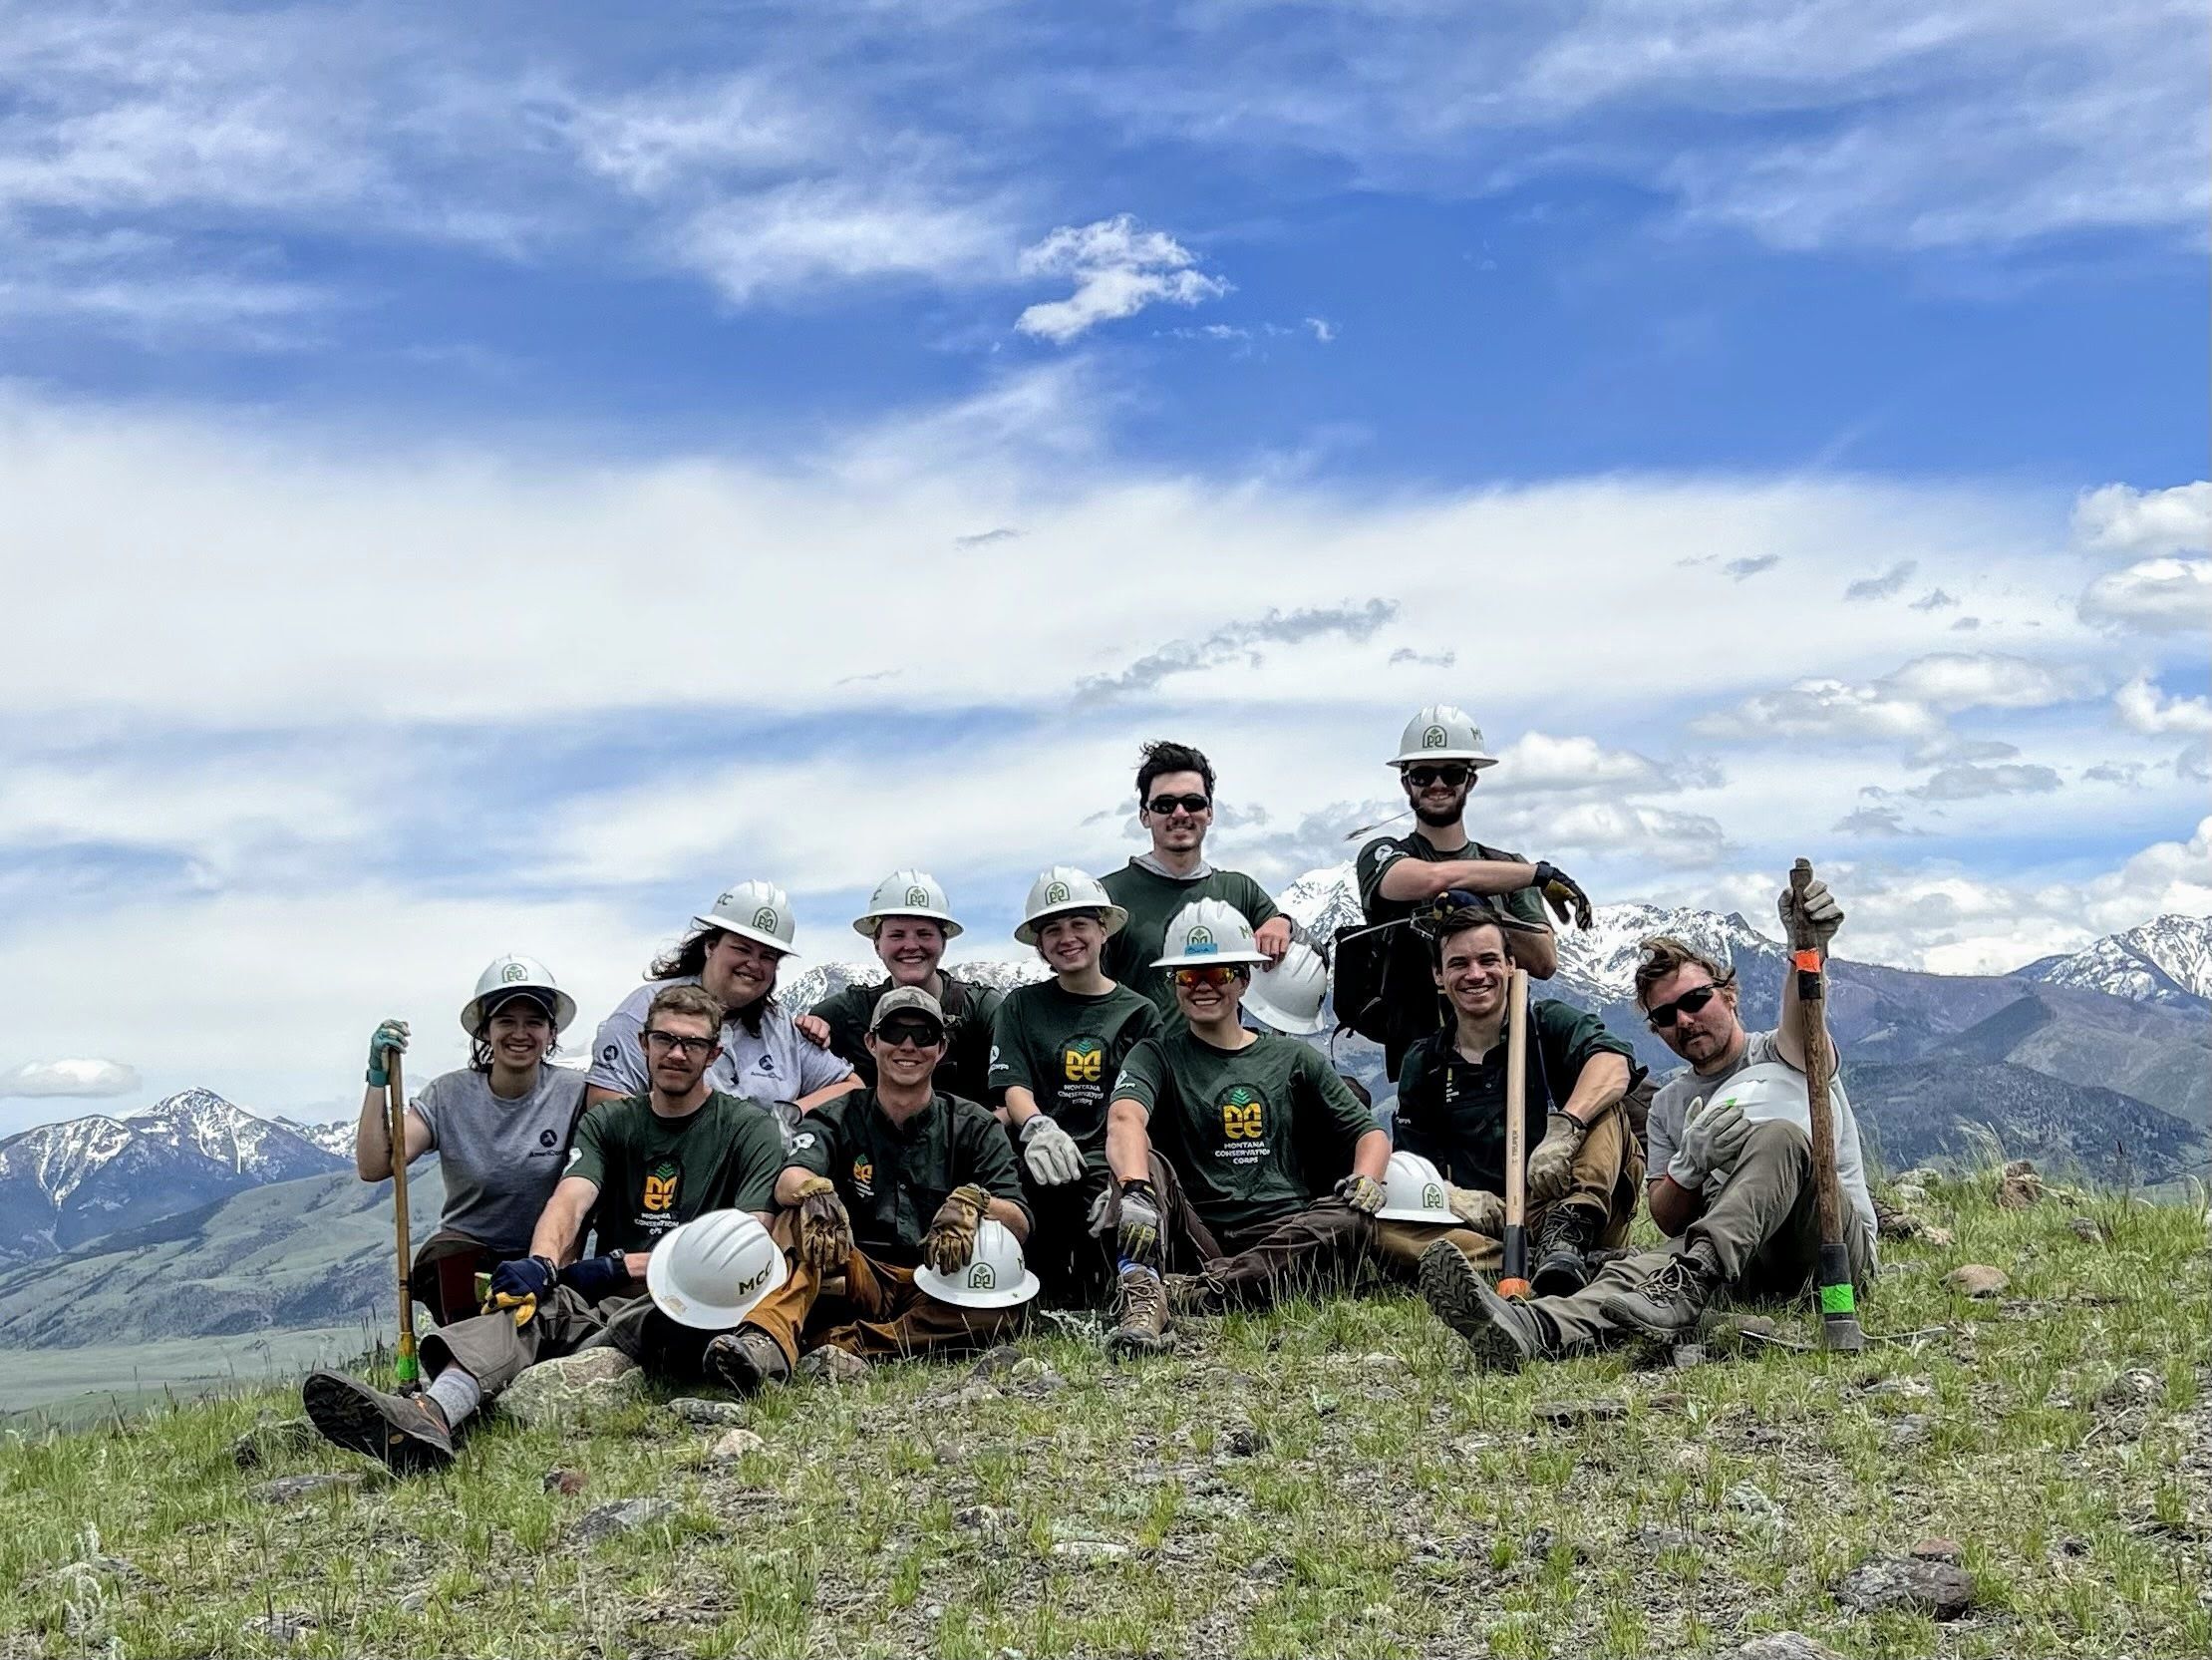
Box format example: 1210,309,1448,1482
1,1171,2206,1660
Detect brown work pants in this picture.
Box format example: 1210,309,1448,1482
409,1230,505,1328
1151,1170,1378,1311
739,1243,1020,1365
1538,1120,1876,1351
1373,1103,1644,1279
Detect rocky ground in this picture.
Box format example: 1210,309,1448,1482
1,1165,2206,1659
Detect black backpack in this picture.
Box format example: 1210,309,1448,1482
1330,915,1441,1056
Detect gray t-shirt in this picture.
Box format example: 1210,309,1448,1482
409,1064,589,1254
1646,1030,1877,1257
585,976,848,1144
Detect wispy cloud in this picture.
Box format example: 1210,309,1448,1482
1724,554,1778,580
1908,588,1958,611
1015,214,1229,344
1844,560,1916,600
0,1058,140,1099
1907,762,2062,801
1075,599,1396,699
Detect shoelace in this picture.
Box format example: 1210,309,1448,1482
1645,1255,1704,1304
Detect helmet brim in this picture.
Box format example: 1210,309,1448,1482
1389,751,1499,769
644,1236,791,1329
1377,1202,1462,1224
1240,991,1330,1035
1015,902,1128,947
1150,948,1269,970
693,915,799,957
853,910,964,940
460,986,578,1037
911,1262,1042,1309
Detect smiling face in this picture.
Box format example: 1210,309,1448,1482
866,1018,946,1089
1139,768,1213,857
1036,911,1107,975
1641,963,1743,1070
1433,921,1509,1020
1171,963,1249,1025
700,930,784,1010
642,1009,719,1095
873,916,946,987
1399,760,1473,828
481,1000,554,1070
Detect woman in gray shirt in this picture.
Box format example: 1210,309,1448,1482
356,955,589,1325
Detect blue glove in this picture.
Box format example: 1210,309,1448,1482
559,1254,629,1302
365,1018,410,1088
488,1255,557,1302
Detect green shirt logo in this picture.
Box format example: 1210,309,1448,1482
1219,1084,1265,1142
1063,1037,1105,1084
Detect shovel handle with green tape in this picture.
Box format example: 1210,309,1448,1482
387,1049,420,1386
1789,858,1864,1353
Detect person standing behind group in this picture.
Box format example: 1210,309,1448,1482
987,866,1162,1302
356,955,588,1325
810,870,1003,1105
1102,740,1291,1012
586,879,859,1137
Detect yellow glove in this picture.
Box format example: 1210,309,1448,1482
792,1174,853,1274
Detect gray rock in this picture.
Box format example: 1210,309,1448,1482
231,1416,319,1470
1721,1637,1847,1660
1219,1423,1267,1457
1833,1556,1976,1619
954,1504,1010,1532
1670,1344,1710,1371
1882,1415,1933,1450
501,1349,645,1429
945,1380,1003,1407
1633,1525,1698,1551
1890,1182,1929,1206
2096,1369,2161,1409
669,1397,748,1427
241,1613,319,1645
969,1345,1026,1378
1859,1375,1935,1400
1726,1482,1781,1519
2068,1215,2108,1243
252,1473,364,1504
709,1428,766,1462
798,1347,869,1383
397,1589,430,1615
1049,1538,1130,1562
574,1496,680,1543
1008,1357,1069,1395
1942,1264,2009,1299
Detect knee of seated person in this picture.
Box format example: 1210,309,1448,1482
1742,1117,1812,1160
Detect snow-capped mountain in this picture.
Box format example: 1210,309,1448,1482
1551,903,1778,1003
780,956,1051,1013
0,1089,346,1263
1277,860,1367,943
2019,915,2212,1009
274,1116,359,1160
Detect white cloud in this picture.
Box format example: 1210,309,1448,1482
1015,214,1229,343
1694,677,1941,743
1882,651,2091,712
1906,762,2062,802
2114,676,2212,737
0,1058,140,1099
2071,482,2212,557
2078,556,2212,636
669,182,1005,303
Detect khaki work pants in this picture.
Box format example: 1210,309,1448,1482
739,1243,1021,1364
422,1285,654,1395
1149,1169,1378,1311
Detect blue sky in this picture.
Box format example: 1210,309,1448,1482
1,0,2206,1134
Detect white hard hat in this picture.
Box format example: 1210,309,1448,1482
1015,865,1128,947
913,1218,1040,1309
853,868,963,939
459,954,578,1037
1151,898,1269,970
1376,1151,1459,1224
1389,704,1498,769
1709,1062,1812,1130
1242,940,1330,1035
645,1210,790,1329
693,879,799,956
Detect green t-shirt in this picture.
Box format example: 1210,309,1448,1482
810,973,1005,1104
1110,1028,1376,1237
786,1090,1032,1268
1392,1002,1643,1197
1101,860,1282,1011
987,980,1161,1162
565,1091,787,1253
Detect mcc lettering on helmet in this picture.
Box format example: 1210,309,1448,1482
904,885,930,906
736,1263,771,1297
1422,1181,1445,1210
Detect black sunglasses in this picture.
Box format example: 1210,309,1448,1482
1644,981,1728,1030
1145,793,1211,816
876,1021,944,1049
1405,764,1470,788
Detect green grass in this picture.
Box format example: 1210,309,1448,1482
2,1173,2206,1659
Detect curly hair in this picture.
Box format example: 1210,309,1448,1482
1135,739,1216,807
645,929,776,1037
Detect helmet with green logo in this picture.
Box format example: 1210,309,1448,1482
913,1218,1041,1309
853,868,963,939
1242,940,1330,1035
1151,898,1269,969
1376,1151,1459,1223
1389,704,1498,769
645,1210,789,1329
693,879,799,955
460,954,577,1037
1015,865,1128,946
1711,1062,1813,1130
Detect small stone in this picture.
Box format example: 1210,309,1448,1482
1726,1482,1781,1518
1883,1415,1933,1450
397,1590,430,1615
1009,1358,1069,1395
1922,1226,1955,1247
1721,1637,1848,1660
1674,1445,1710,1474
710,1428,766,1462
1220,1423,1267,1457
500,1349,644,1428
1995,1171,2044,1209
241,1613,318,1645
954,1504,1009,1532
669,1397,748,1426
574,1496,681,1543
1832,1555,1975,1619
2054,1535,2090,1558
970,1345,1026,1377
252,1473,363,1504
1050,1538,1130,1562
2095,1369,2161,1409
1671,1344,1710,1371
946,1380,1003,1407
1533,1399,1627,1426
1890,1181,1929,1206
798,1347,869,1383
1943,1264,2009,1299
542,1468,587,1495
2068,1215,2107,1243
1911,1537,1965,1563
1635,1525,1698,1551
1877,1205,1933,1241
1646,1391,1688,1413
231,1416,319,1470
1859,1376,1936,1400
2002,1158,2039,1179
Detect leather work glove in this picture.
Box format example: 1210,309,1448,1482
1669,1096,1753,1191
488,1255,557,1303
1019,1114,1086,1186
1529,862,1593,930
1093,1178,1162,1264
924,1183,992,1275
791,1175,853,1274
1524,1111,1591,1206
1333,1172,1386,1215
1779,875,1845,952
1444,1184,1505,1235
365,1018,411,1087
559,1253,628,1303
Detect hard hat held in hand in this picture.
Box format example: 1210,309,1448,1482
1709,1062,1814,1135
694,879,799,955
1242,940,1330,1035
854,868,963,939
645,1210,790,1329
1390,704,1498,770
1376,1151,1459,1224
1015,865,1129,945
914,1218,1041,1309
460,955,578,1037
1151,898,1269,969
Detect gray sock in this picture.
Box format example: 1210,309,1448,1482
425,1366,482,1429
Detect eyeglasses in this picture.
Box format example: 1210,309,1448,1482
1145,793,1211,816
1171,965,1248,990
643,1030,716,1057
1644,982,1729,1030
1405,764,1470,788
875,1022,943,1049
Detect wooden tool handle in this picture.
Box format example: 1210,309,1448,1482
1498,967,1531,1299
1790,858,1863,1351
387,1050,419,1380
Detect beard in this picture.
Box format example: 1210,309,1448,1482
1412,795,1465,828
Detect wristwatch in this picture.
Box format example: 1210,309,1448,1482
607,1248,629,1278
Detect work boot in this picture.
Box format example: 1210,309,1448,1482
1530,1205,1597,1298
1417,1240,1557,1372
302,1370,457,1476
1164,1268,1229,1319
1598,1248,1722,1339
704,1327,790,1395
1106,1265,1170,1357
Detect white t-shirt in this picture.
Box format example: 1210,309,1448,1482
1646,1029,1878,1257
585,976,849,1143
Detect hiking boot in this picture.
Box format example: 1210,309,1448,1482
1530,1205,1597,1298
1417,1240,1556,1372
1106,1265,1170,1357
1598,1250,1721,1339
704,1327,790,1395
302,1370,456,1476
1164,1269,1228,1319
